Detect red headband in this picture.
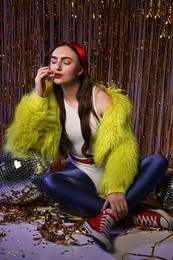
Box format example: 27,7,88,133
65,41,89,77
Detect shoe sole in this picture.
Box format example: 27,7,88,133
83,221,111,251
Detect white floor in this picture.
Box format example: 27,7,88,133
1,222,173,260
1,199,173,260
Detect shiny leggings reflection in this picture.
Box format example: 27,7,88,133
42,154,168,215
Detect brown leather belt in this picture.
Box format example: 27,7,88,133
70,154,94,165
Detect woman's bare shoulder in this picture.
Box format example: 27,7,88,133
95,86,112,117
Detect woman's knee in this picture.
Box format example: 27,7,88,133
140,154,168,172
42,172,63,192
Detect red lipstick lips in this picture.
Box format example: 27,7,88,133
54,73,63,79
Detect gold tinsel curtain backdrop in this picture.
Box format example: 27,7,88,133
0,0,173,166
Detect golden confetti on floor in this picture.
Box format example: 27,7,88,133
0,194,92,246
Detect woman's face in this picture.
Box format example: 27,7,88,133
50,46,83,86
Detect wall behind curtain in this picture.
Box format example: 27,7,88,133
0,0,173,167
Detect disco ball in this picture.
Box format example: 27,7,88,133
155,174,173,212
162,175,173,211
0,150,49,204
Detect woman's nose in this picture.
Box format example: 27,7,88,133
55,61,62,70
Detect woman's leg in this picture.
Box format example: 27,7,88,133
83,154,170,251
42,154,168,215
42,162,105,214
42,155,169,251
126,154,168,211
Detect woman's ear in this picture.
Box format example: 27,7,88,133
78,67,84,75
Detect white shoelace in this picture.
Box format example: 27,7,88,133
133,214,159,227
99,214,114,237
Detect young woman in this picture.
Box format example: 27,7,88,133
5,41,172,250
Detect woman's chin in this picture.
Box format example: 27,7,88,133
53,78,62,84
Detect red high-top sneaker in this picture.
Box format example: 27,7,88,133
132,208,173,229
83,211,115,250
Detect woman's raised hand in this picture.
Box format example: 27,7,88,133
35,66,54,97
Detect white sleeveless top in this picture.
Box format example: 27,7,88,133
64,86,104,190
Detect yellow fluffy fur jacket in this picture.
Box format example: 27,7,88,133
5,81,140,198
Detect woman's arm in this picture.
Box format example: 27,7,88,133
94,85,140,220
5,83,61,161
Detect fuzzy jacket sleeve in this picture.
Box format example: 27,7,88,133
5,83,61,161
94,86,140,198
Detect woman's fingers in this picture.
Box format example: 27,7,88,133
37,66,54,79
101,199,109,212
34,67,54,97
105,193,129,221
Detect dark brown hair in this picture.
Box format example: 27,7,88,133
51,42,99,158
